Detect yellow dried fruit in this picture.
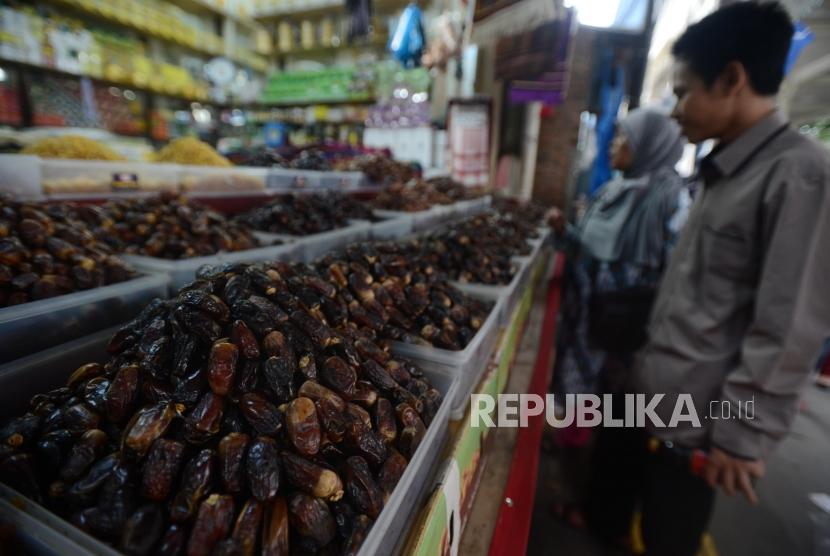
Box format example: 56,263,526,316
22,135,125,161
152,137,232,167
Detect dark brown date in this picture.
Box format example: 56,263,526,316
377,449,408,498
239,393,282,436
218,432,250,494
207,339,238,396
246,437,281,502
106,364,140,423
120,504,164,556
343,514,372,556
373,398,397,445
142,438,185,502
186,494,234,556
67,362,104,389
231,499,264,556
286,397,321,457
123,402,179,457
157,524,188,556
170,449,215,523
321,356,357,396
60,428,108,482
282,451,343,501
344,456,384,519
185,391,225,443
230,319,260,359
260,497,290,556
287,493,337,548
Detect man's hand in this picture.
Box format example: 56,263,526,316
703,447,765,504
545,207,566,235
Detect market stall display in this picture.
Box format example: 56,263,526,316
491,197,548,224
152,138,232,167
0,198,136,307
315,242,494,350
0,259,446,556
336,154,416,185
21,135,125,162
236,193,375,236
76,194,259,259
371,177,483,213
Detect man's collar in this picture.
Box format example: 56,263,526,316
707,110,789,180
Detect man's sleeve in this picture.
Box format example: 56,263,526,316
712,157,830,460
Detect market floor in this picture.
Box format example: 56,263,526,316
527,384,830,556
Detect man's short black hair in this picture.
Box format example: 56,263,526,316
672,1,794,95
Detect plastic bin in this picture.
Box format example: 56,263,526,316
179,166,267,193
254,220,372,263
40,159,180,197
452,257,526,330
319,170,367,190
120,241,299,295
0,273,168,364
266,167,324,190
370,214,414,241
0,327,458,556
390,290,504,420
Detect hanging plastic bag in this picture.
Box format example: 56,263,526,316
388,3,425,68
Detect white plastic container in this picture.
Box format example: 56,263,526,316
120,241,299,295
390,290,504,419
253,220,372,263
0,273,168,364
179,166,267,193
370,215,413,241
266,167,324,190
374,206,447,232
0,326,458,556
40,159,180,197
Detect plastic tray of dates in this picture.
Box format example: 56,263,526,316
253,221,372,265
368,216,413,242
0,260,457,556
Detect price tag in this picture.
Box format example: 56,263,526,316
111,172,139,191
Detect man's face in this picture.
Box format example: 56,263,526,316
671,60,734,143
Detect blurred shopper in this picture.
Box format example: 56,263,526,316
586,3,830,556
546,107,689,526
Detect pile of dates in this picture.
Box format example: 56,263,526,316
334,154,415,185
316,243,492,350
371,178,483,213
0,197,135,308
236,193,374,236
289,150,332,172
410,214,530,285
0,259,443,555
76,193,260,259
492,197,547,224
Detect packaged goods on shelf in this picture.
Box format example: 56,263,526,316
152,137,232,167
22,135,125,162
0,259,450,556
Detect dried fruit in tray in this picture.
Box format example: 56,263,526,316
0,260,444,555
235,192,375,235
0,196,136,308
75,193,260,259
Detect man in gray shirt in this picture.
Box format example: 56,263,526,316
586,3,830,556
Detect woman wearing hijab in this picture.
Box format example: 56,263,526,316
546,107,690,527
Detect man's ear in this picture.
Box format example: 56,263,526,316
717,61,748,97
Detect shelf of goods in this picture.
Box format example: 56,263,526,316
0,191,535,555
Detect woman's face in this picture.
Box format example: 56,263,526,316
610,131,632,171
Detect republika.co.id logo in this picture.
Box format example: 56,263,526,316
470,393,755,428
